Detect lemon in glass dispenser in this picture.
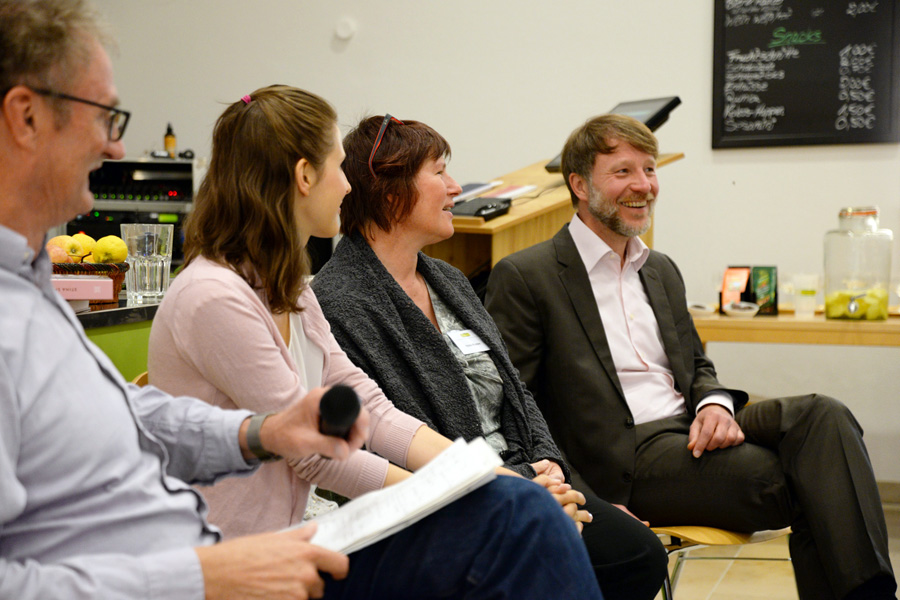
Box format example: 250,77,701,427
823,207,892,320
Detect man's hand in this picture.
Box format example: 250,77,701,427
244,387,370,463
612,504,650,527
530,459,565,482
195,523,348,600
687,403,745,458
532,474,593,533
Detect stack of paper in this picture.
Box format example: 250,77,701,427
67,299,91,314
306,437,501,554
481,184,537,200
454,181,503,204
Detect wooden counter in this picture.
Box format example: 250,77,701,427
694,313,900,348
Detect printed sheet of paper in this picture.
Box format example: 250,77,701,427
302,437,501,554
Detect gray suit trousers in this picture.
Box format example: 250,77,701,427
629,394,893,600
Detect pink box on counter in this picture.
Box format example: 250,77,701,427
52,275,114,300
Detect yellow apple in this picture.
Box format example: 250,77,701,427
46,243,72,263
47,235,85,262
93,235,128,263
71,233,96,256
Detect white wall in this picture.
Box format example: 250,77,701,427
96,0,900,481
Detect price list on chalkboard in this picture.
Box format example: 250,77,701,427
713,0,900,148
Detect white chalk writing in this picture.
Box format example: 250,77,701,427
836,44,877,131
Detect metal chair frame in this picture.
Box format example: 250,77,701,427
652,526,792,600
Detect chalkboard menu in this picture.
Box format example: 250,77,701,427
713,0,900,148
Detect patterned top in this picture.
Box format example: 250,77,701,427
427,282,508,454
313,231,567,480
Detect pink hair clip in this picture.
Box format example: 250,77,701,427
241,95,252,104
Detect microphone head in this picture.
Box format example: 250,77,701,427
319,384,360,438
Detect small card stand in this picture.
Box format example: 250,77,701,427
720,267,752,314
719,265,778,315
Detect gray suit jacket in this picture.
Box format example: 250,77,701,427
485,225,747,503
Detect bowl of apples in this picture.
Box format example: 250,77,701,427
47,233,129,310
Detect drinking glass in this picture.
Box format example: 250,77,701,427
792,273,818,319
121,223,173,305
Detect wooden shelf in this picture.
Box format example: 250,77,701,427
694,313,900,348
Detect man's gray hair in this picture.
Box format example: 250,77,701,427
0,0,111,102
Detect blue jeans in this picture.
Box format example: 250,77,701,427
322,476,604,599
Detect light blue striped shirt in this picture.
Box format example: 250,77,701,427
0,224,255,600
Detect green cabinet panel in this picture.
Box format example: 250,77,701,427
85,320,152,382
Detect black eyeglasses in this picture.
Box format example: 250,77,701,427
368,113,403,178
29,86,130,142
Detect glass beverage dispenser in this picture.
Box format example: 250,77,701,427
823,206,893,320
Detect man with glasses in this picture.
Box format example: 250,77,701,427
0,2,605,599
28,86,130,140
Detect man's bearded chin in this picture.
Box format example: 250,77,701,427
589,190,656,238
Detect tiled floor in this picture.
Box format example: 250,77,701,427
653,504,900,600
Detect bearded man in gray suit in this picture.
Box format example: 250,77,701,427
485,114,896,600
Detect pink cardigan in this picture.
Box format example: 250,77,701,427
148,256,423,539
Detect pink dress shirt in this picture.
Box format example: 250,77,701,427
568,216,732,424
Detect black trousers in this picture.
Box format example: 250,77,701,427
628,394,895,600
578,487,668,600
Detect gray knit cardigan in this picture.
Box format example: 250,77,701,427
312,232,568,480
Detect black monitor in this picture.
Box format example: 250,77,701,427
545,96,681,172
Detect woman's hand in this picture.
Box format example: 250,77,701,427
532,474,593,534
530,459,565,482
612,503,650,527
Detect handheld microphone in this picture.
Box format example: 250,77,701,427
318,384,361,439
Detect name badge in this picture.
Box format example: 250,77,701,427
447,329,490,355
